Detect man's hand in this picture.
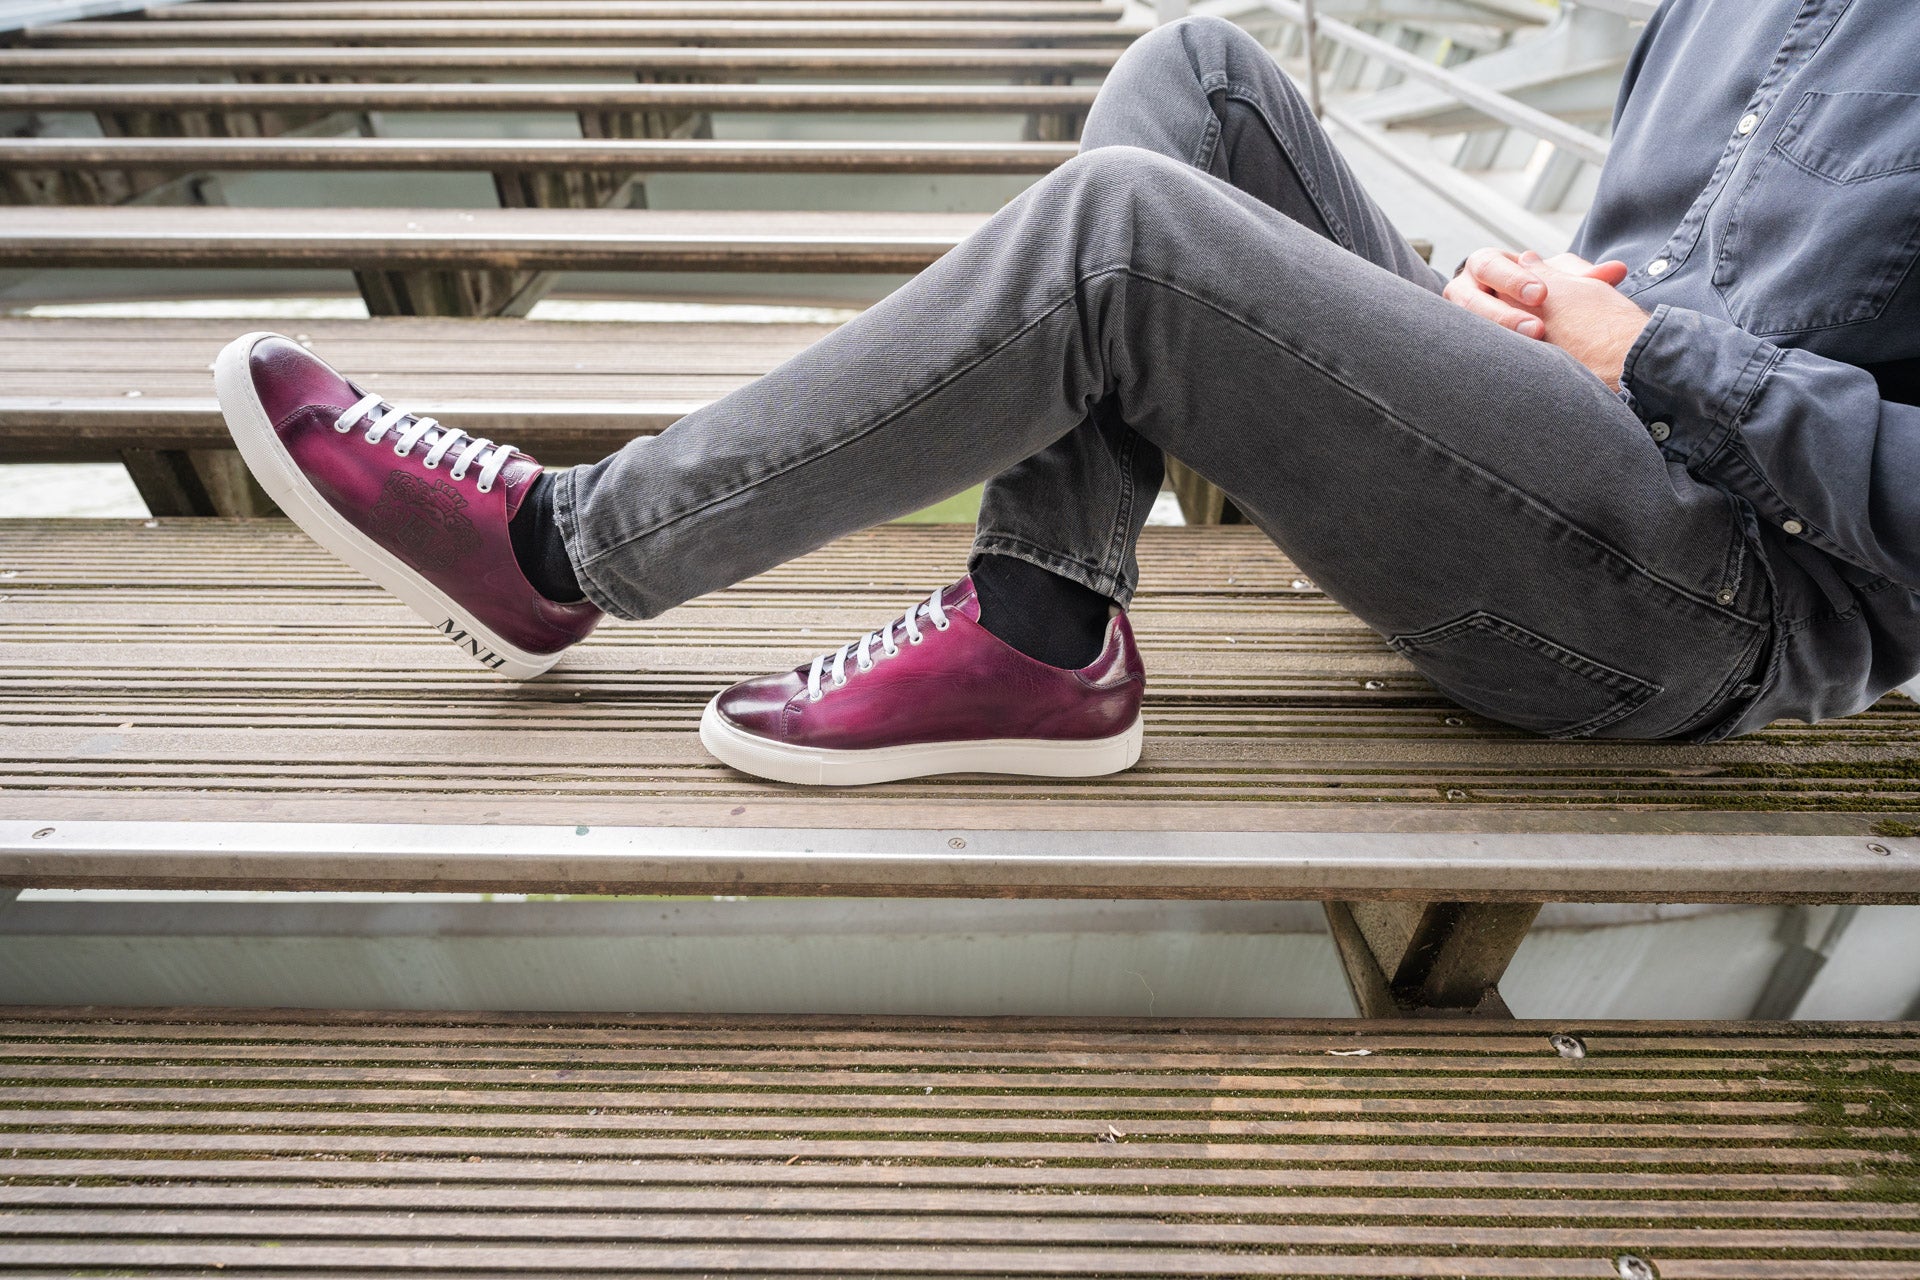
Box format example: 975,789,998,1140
1444,248,1649,390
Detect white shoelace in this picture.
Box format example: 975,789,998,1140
333,393,518,493
806,588,949,701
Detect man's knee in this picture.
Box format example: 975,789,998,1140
1049,145,1194,206
1125,15,1312,113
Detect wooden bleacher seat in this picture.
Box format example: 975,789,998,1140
0,44,1126,77
146,0,1132,20
0,1008,1913,1276
0,316,830,465
0,133,1078,175
0,81,1103,113
22,17,1148,45
0,205,985,273
3,516,1918,1014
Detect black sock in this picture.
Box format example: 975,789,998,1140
509,472,584,604
971,553,1115,669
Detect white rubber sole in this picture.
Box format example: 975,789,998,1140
213,331,558,680
699,696,1145,786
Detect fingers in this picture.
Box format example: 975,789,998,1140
1588,259,1630,286
1466,247,1546,306
1531,250,1629,287
1443,270,1545,338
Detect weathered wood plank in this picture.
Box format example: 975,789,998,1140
0,1013,1909,1273
2,521,1919,847
0,81,1103,112
26,18,1150,45
147,1,1130,21
0,205,984,273
0,45,1126,76
0,135,1078,173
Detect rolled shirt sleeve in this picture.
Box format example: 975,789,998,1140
1621,303,1920,592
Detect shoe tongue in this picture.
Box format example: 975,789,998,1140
498,456,544,519
941,575,982,624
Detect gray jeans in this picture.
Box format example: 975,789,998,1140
556,15,1773,741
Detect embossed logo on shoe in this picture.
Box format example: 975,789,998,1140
368,470,480,572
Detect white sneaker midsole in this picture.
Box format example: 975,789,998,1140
212,331,557,680
699,696,1145,786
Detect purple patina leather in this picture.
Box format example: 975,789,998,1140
713,577,1144,751
248,337,601,656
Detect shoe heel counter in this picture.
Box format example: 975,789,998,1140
1079,611,1146,708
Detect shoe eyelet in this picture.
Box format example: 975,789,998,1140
333,423,352,434
393,446,409,458
908,634,923,646
934,621,950,633
423,458,438,469
808,691,823,703
476,483,492,494
448,471,467,483
834,676,848,689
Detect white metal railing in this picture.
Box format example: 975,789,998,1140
0,0,192,32
1171,0,1643,251
1265,0,1610,166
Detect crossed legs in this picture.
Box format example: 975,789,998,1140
553,17,1768,741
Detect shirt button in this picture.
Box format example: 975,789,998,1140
1648,258,1670,276
1649,421,1671,442
1782,519,1805,535
1737,112,1760,136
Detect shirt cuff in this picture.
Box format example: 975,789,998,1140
1618,304,1782,468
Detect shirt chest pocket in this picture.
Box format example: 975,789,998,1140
1712,90,1920,338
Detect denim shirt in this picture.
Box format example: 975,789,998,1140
1567,0,1920,730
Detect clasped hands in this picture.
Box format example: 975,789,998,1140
1442,248,1653,391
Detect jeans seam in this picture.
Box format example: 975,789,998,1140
1218,82,1354,251
571,270,1129,574
1095,426,1142,587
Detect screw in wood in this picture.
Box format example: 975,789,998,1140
1550,1033,1587,1060
948,837,967,849
1614,1254,1655,1280
30,828,54,840
1869,843,1892,855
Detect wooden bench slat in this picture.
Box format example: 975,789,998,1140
1,134,1077,173
146,0,1130,21
10,1183,1909,1223
0,206,986,274
0,81,1103,111
14,1206,1920,1251
0,45,1125,75
2,520,1918,879
0,1011,1908,1275
28,18,1149,45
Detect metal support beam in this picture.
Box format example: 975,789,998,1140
1325,899,1539,1017
1748,904,1860,1020
119,447,277,518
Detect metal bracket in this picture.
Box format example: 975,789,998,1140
1325,899,1539,1018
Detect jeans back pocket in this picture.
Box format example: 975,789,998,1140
1389,612,1662,739
1712,90,1920,339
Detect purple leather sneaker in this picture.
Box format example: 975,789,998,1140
699,577,1145,786
213,331,601,678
